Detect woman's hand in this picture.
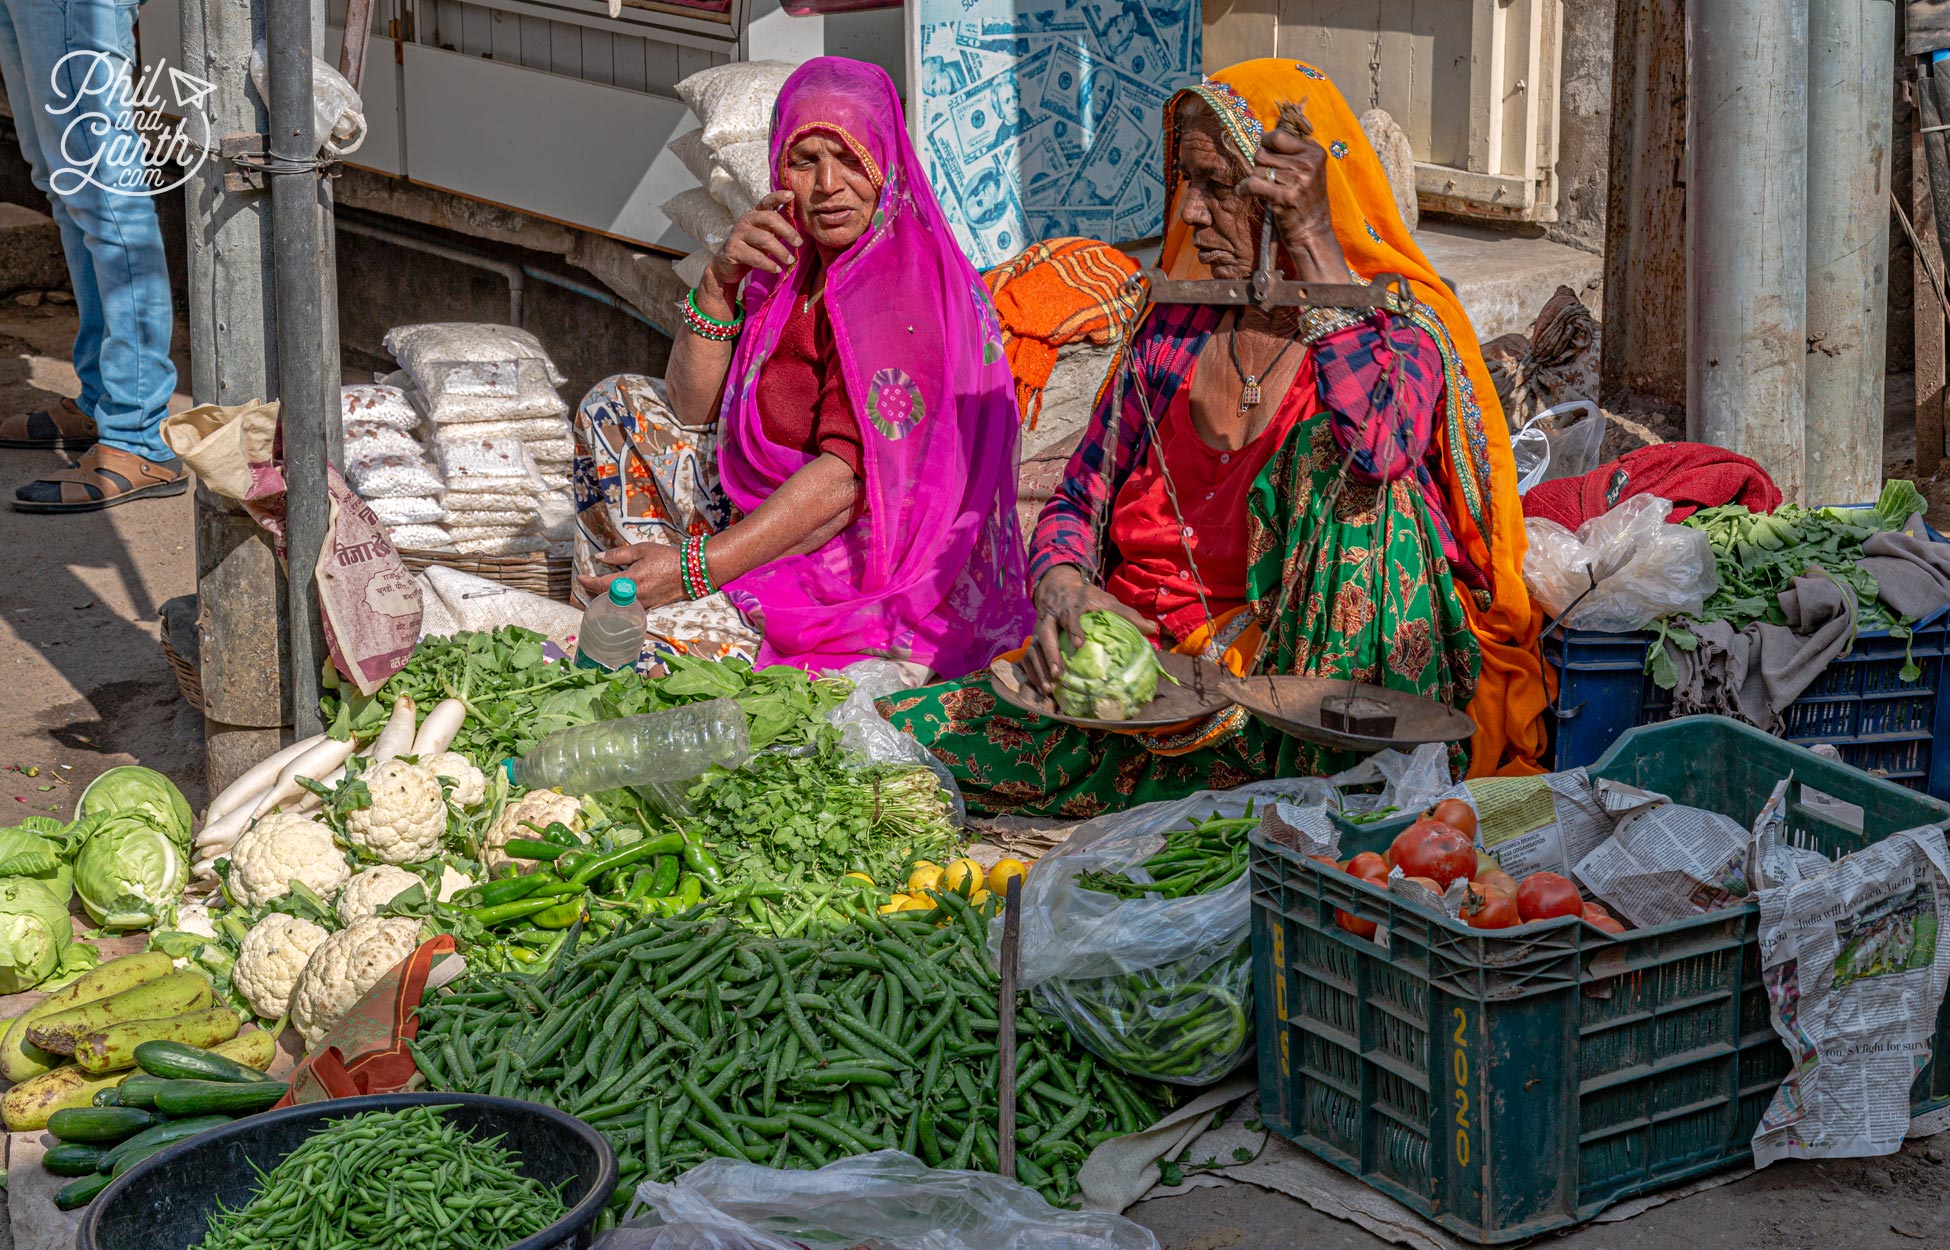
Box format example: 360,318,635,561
578,543,684,607
1241,125,1353,284
697,191,804,318
1024,565,1158,695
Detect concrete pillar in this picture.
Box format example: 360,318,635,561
1687,1,1811,500
1805,0,1895,505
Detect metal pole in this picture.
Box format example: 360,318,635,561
268,0,331,737
1806,0,1895,505
182,0,290,794
1688,0,1811,500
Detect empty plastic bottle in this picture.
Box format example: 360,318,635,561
499,698,751,807
573,577,647,672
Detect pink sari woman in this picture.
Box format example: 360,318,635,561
573,58,1031,679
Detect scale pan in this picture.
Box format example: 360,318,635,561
988,651,1236,731
1223,674,1476,753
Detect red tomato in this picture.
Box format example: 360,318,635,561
1515,872,1584,923
1582,902,1626,935
1430,798,1479,840
1476,870,1519,899
1388,821,1477,889
1463,882,1520,929
1334,853,1390,939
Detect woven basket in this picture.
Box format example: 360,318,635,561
397,548,575,603
160,634,206,714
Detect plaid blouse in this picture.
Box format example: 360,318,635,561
1028,303,1483,592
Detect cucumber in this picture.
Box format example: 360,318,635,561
110,1139,179,1178
97,1115,232,1172
27,972,214,1056
47,1105,156,1144
41,1143,109,1176
115,1074,170,1109
153,1079,288,1117
54,1172,112,1211
91,1087,123,1107
135,1039,271,1083
77,1008,242,1075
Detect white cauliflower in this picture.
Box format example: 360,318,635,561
232,912,329,1019
481,791,583,872
344,760,447,864
227,813,351,909
423,752,487,809
291,915,424,1045
336,864,424,924
175,902,218,941
436,864,476,903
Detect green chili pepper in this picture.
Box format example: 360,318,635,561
679,835,724,890
647,855,680,898
460,872,551,908
502,838,567,863
570,833,687,887
534,898,586,929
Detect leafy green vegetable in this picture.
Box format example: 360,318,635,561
0,874,91,994
75,767,193,850
687,736,957,886
1649,494,1926,688
321,627,850,761
1056,610,1174,721
69,812,189,930
0,822,66,877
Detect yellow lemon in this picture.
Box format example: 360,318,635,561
877,899,906,914
942,858,984,896
842,872,876,889
907,863,944,895
897,895,934,913
967,888,993,909
988,858,1029,897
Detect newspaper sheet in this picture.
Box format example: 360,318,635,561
1572,780,1756,927
1430,769,1614,881
1751,825,1950,1166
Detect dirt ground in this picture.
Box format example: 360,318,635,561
1,307,1948,1249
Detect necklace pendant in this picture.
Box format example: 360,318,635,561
1240,377,1262,410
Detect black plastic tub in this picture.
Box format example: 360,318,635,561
77,1092,619,1250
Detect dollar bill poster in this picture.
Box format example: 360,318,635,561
908,0,1201,268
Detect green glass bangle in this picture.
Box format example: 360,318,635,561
686,288,743,330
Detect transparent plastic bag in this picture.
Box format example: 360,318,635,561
1523,495,1719,633
1512,401,1608,495
367,496,447,526
825,660,966,827
1329,742,1452,818
382,323,567,425
249,43,366,157
433,435,548,495
610,1152,1159,1250
340,383,420,432
1000,780,1336,1085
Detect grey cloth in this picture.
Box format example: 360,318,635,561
1859,512,1950,621
1667,571,1859,733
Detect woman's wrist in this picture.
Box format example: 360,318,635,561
694,272,739,323
1283,227,1353,285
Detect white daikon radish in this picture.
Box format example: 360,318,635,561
191,803,257,869
410,699,467,757
203,733,325,825
370,696,418,765
250,736,360,819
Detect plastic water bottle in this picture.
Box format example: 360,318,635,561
500,698,752,808
574,577,647,672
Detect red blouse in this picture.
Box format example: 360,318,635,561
754,293,866,480
1103,356,1311,643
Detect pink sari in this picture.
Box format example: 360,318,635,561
716,58,1032,679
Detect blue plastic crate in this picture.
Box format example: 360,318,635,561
1542,610,1950,797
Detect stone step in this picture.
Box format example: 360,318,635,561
1414,220,1603,342
0,201,69,296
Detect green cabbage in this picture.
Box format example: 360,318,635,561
77,766,194,849
70,813,188,931
0,875,89,994
1055,610,1172,721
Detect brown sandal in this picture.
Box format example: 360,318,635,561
0,397,98,450
11,444,188,513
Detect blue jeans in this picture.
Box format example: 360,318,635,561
0,0,175,461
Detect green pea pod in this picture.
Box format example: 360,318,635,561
679,836,724,890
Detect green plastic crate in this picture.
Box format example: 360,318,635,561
1251,716,1950,1244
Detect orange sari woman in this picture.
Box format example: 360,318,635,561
884,60,1548,818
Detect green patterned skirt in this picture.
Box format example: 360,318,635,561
881,416,1481,820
